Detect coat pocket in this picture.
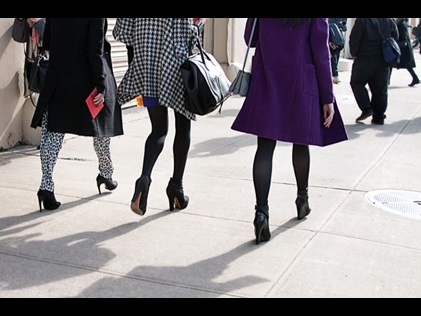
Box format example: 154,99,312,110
303,63,319,97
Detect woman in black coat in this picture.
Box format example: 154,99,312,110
392,18,420,87
31,18,124,212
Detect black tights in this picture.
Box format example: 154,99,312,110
141,106,191,182
253,137,310,207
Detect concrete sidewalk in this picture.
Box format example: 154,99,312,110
1,55,421,298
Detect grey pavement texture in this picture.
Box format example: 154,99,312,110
1,55,421,298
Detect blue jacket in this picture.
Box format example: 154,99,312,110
329,18,348,32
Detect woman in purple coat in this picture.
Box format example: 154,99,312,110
231,18,348,245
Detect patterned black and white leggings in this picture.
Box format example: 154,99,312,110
39,113,114,192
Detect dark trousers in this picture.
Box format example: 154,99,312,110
350,54,390,120
330,47,342,77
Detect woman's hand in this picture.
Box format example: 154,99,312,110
323,103,335,128
94,92,105,106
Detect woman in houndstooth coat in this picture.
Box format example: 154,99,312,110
113,18,207,217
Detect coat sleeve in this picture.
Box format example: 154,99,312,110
43,18,51,50
349,18,364,57
310,18,334,105
87,18,106,94
113,18,135,46
391,18,399,41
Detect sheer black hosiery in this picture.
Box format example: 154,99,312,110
141,106,191,183
292,144,310,193
141,106,169,177
253,137,276,207
172,111,191,182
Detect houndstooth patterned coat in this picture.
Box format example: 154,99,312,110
113,18,200,120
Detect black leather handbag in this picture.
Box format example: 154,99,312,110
180,38,231,116
25,54,49,94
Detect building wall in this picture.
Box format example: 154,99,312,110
206,18,251,81
0,18,40,150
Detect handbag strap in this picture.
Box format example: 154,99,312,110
371,18,386,40
193,34,213,70
240,18,258,72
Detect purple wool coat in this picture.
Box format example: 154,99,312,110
231,18,348,147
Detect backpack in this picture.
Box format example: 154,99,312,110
329,23,345,48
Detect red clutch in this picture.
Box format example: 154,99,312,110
85,87,104,119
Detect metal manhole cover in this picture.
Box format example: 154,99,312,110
365,190,421,220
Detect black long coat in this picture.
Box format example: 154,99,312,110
395,18,416,69
31,18,124,137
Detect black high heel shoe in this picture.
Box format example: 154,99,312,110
166,178,189,211
296,189,311,220
37,190,61,213
254,205,271,245
96,174,118,195
130,176,152,216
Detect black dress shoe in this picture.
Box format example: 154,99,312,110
371,117,384,125
356,109,374,122
409,79,420,87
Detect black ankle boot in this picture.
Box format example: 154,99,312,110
254,205,271,245
296,189,311,220
130,176,152,216
96,174,118,195
166,178,189,211
37,190,61,212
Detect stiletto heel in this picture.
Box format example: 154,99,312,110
130,176,151,216
96,174,118,195
254,205,271,245
166,178,189,211
38,196,43,212
296,189,311,220
37,190,61,213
